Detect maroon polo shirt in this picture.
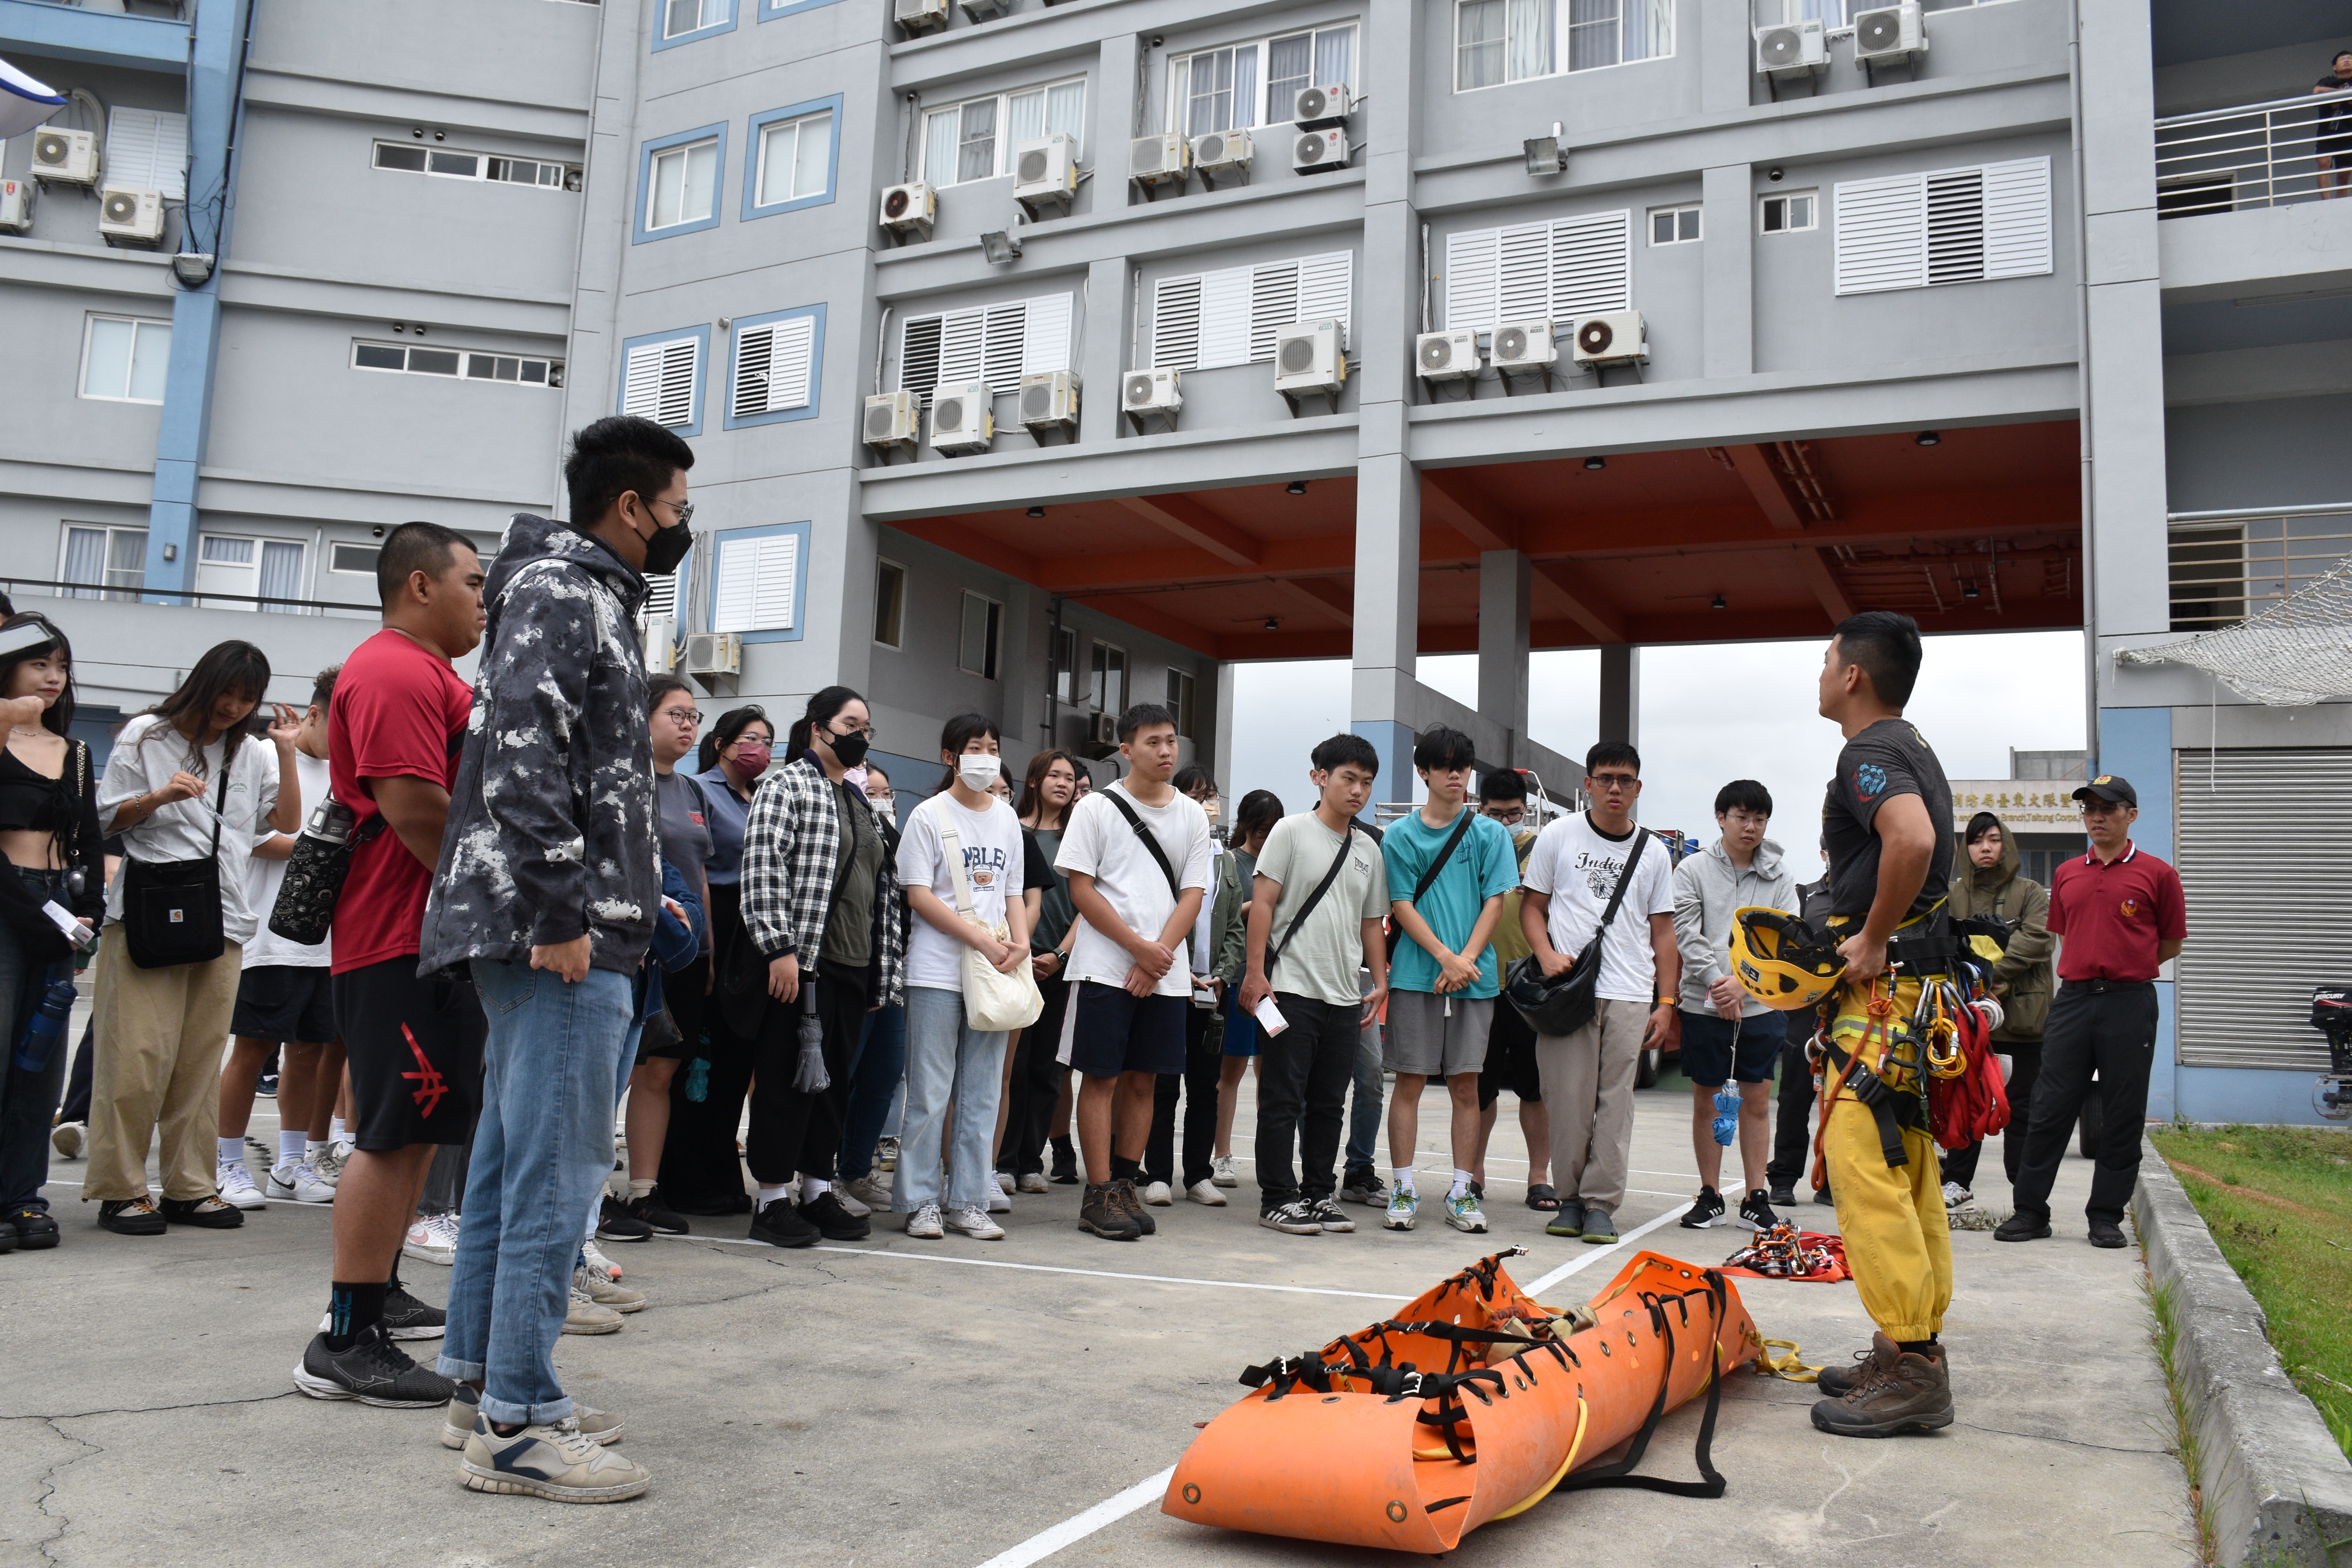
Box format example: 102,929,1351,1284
2046,842,2187,984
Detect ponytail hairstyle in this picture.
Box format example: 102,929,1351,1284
698,705,772,773
144,638,271,775
935,711,1001,794
786,685,863,761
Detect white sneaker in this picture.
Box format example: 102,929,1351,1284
460,1417,649,1502
218,1161,267,1210
1187,1179,1228,1207
1141,1180,1174,1206
844,1172,895,1211
50,1120,84,1160
403,1212,459,1267
267,1160,336,1203
1942,1181,1975,1212
944,1205,1005,1240
904,1202,944,1240
1210,1154,1238,1189
985,1170,1012,1214
1016,1171,1049,1194
580,1241,622,1283
829,1182,872,1219
309,1142,347,1186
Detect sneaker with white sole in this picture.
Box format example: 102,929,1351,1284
1186,1179,1227,1207
1942,1180,1974,1212
459,1418,650,1503
310,1142,349,1185
573,1265,645,1314
1141,1180,1174,1207
1444,1188,1489,1233
50,1120,84,1160
315,1286,446,1343
904,1202,945,1240
561,1288,623,1336
292,1322,456,1407
580,1241,622,1283
404,1212,459,1267
443,1385,624,1450
1384,1186,1419,1231
829,1182,872,1219
844,1172,895,1211
1259,1201,1322,1236
267,1160,336,1203
1310,1197,1356,1233
1737,1189,1780,1232
944,1205,1005,1240
218,1161,267,1210
985,1171,1013,1214
1211,1154,1239,1189
876,1135,900,1172
1679,1186,1728,1229
1016,1171,1050,1194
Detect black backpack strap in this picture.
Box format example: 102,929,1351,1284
1102,787,1181,899
1265,820,1359,976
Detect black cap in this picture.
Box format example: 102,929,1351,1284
2072,775,2137,807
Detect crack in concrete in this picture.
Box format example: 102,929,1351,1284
30,1415,100,1567
2,1390,298,1423
1953,1419,2170,1456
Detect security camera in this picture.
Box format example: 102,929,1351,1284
1767,166,1785,182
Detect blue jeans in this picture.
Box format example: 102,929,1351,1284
438,959,633,1426
896,987,1005,1213
839,1002,906,1181
1345,1009,1383,1175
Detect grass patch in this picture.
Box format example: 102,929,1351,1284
2150,1123,2352,1463
2147,1271,2221,1566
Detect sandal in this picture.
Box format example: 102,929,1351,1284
1524,1183,1560,1211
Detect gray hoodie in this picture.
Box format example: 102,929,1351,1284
1670,835,1797,1018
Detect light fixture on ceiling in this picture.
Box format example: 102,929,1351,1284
1962,583,1981,599
1916,430,1941,447
979,229,1023,265
1287,480,1307,495
1583,456,1606,470
1767,165,1785,182
1263,616,1281,632
1710,594,1726,610
1523,127,1566,177
1027,506,1045,518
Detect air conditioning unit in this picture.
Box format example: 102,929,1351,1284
32,128,100,187
1292,83,1353,128
929,379,995,454
1121,367,1181,417
1754,20,1828,78
863,388,920,450
1490,319,1558,370
684,632,740,680
1018,370,1080,432
1191,128,1252,184
956,0,1006,17
1852,4,1927,65
641,617,676,674
1013,132,1077,215
0,179,31,236
1085,710,1119,751
1130,132,1188,190
98,187,164,248
1416,328,1480,383
1292,127,1349,174
1572,311,1648,368
893,0,948,33
1274,319,1347,394
879,181,936,240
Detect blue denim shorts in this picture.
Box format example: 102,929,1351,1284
1676,1009,1787,1087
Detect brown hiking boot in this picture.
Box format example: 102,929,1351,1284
1079,1183,1140,1241
1815,1336,1943,1399
1113,1177,1155,1236
1810,1332,1953,1437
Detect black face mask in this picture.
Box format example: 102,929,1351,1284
828,729,870,769
641,517,693,577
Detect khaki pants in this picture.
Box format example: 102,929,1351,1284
85,926,243,1203
1535,997,1650,1216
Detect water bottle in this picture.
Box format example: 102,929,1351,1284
683,1056,710,1103
13,971,76,1074
1711,1085,1740,1147
302,794,358,848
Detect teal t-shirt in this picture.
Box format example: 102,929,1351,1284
1380,808,1521,998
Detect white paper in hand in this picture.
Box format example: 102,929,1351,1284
1254,995,1289,1036
41,900,83,940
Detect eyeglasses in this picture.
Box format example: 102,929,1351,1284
1590,773,1640,792
866,788,896,804
658,706,701,726
1484,805,1526,824
830,720,878,742
647,496,695,528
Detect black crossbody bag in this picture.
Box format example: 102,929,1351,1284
122,769,230,969
1504,824,1646,1038
1385,808,1476,962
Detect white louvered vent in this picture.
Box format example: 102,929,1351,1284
730,315,816,419
105,106,189,199
1834,156,2051,296
713,532,799,633
1981,157,2054,279
1151,250,1355,371
623,337,701,427
641,571,678,624
1444,212,1630,336
898,294,1073,405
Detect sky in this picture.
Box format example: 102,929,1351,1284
1224,630,2088,854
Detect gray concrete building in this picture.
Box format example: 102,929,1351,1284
3,0,2349,1123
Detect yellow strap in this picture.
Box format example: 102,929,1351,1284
1491,1394,1590,1521
1755,1339,1820,1383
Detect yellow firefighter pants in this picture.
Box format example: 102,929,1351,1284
1821,978,1954,1342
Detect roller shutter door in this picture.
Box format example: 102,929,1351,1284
2173,747,2352,1071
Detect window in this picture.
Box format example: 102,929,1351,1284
1165,670,1197,739
1052,624,1078,702
1442,211,1629,332
619,328,707,431
754,109,833,208
60,525,147,602
196,535,308,613
329,543,381,577
713,529,800,633
1760,190,1817,233
656,0,735,44
874,559,906,648
1090,642,1125,713
105,106,187,199
1169,24,1356,136
1832,156,2052,296
372,142,579,191
921,79,1084,187
1151,250,1353,371
648,138,719,229
1648,203,1700,245
80,315,171,403
2169,526,2245,632
353,341,563,386
1453,0,1669,90
726,307,822,426
1751,0,1847,23
898,293,1074,403
959,593,1002,679
640,566,680,627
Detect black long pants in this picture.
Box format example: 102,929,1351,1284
998,975,1071,1177
2009,983,2158,1227
1254,993,1354,1209
1146,1002,1222,1191
1941,1040,2061,1191
1765,1040,1816,1193
746,966,866,1186
58,1016,94,1125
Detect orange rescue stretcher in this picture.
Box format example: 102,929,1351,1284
1162,1248,1765,1554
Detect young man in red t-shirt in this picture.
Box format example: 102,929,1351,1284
293,522,486,1406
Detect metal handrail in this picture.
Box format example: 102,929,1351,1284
1,575,375,615
2165,514,2352,631
2153,89,2352,219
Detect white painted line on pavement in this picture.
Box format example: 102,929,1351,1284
1521,1204,1687,1297
974,1466,1178,1568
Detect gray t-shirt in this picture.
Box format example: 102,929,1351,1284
1254,811,1389,1007
653,769,712,947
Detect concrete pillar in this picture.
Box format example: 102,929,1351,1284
1477,550,1531,761
1077,256,1130,446
1209,659,1235,792
1701,163,1754,380
1351,453,1420,802
1598,644,1639,750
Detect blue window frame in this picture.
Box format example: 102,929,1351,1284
707,521,811,645
722,304,827,431
742,96,843,221
635,122,729,243
616,323,712,437
759,0,850,16
652,0,738,51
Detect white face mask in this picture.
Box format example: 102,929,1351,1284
956,753,1001,793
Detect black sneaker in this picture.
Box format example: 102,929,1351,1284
1309,1197,1356,1233
291,1322,456,1408
624,1190,691,1236
1259,1201,1322,1236
1814,1186,1836,1206
1048,1142,1080,1185
1994,1212,2052,1243
1738,1190,1780,1232
1079,1183,1140,1240
2087,1219,2128,1249
380,1285,446,1342
1680,1186,1727,1229
98,1197,167,1236
1114,1178,1154,1236
4,1205,52,1249
595,1194,653,1243
160,1194,244,1229
1768,1185,1798,1208
1341,1169,1387,1205
748,1197,820,1248
799,1190,871,1241
257,1073,279,1098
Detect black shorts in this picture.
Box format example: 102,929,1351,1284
1478,997,1543,1108
1066,982,1186,1078
1677,1009,1788,1087
639,953,708,1063
231,964,337,1045
334,956,486,1151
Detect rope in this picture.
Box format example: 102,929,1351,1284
1490,1396,1591,1521
1755,1339,1820,1383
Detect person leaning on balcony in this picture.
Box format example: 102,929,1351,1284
2317,51,2352,200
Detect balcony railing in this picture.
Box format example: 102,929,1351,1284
2166,505,2352,632
2153,91,2352,218
0,575,374,616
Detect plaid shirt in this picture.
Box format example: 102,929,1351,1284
740,755,906,1005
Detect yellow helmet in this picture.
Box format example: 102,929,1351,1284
1732,907,1847,1011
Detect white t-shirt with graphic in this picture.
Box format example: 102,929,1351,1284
1520,812,1675,1004
896,791,1026,993
1053,782,1213,998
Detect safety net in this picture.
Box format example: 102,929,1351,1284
2118,554,2352,706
